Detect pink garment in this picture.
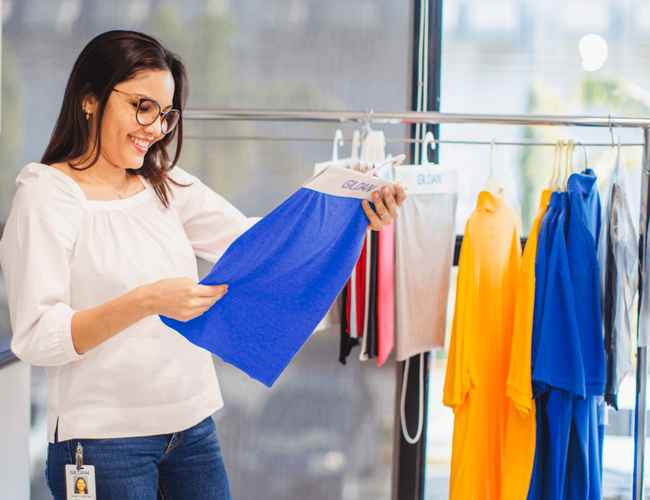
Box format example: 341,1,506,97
377,223,395,366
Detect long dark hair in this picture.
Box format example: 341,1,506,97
41,30,190,208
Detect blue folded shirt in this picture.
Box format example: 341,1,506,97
160,166,392,386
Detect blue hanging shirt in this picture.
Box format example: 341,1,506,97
532,192,585,398
530,192,559,395
529,193,585,500
564,170,604,500
567,170,606,395
160,166,393,387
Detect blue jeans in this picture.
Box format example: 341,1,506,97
45,416,231,500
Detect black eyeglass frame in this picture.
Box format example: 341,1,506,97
111,87,181,134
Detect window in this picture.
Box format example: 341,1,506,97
425,1,648,498
1,2,412,499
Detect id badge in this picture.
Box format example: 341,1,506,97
65,442,97,500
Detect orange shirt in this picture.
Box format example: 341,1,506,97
443,191,521,500
501,189,551,499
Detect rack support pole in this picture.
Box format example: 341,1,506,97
633,127,650,499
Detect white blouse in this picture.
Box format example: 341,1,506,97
0,162,257,443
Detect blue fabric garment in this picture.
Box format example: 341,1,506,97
530,192,560,396
567,170,606,396
528,192,562,500
532,193,585,398
529,173,605,500
528,193,560,500
528,193,586,500
160,171,386,387
565,170,605,500
598,401,605,483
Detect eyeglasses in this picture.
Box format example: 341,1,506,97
111,88,180,134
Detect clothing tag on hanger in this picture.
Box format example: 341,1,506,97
65,443,97,500
393,164,458,195
303,165,393,200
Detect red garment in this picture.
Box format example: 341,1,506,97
354,238,368,336
344,239,367,339
377,223,395,366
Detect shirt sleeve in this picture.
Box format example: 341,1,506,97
0,178,87,367
443,220,477,411
167,166,260,263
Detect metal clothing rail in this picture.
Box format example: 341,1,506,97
185,107,650,500
184,108,650,128
184,134,645,148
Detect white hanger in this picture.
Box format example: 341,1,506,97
577,141,589,172
561,139,575,190
420,131,436,166
351,130,360,160
331,129,343,161
555,140,567,191
613,135,622,183
548,140,560,189
360,113,386,165
484,138,504,196
366,154,407,176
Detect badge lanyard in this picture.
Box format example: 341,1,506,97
65,442,97,499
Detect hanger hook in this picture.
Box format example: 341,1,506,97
608,113,616,148
366,109,374,132
577,141,588,170
489,138,496,177
332,129,344,161
421,131,435,165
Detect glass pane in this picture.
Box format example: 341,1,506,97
426,1,648,498
2,2,411,499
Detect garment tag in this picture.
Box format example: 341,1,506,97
65,464,97,499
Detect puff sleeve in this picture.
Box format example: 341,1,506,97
167,166,260,263
0,173,87,366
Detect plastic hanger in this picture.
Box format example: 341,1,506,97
366,154,407,176
420,131,436,166
360,114,386,164
331,129,343,161
577,141,589,172
561,140,576,191
548,140,561,189
613,136,622,183
351,130,360,160
484,138,504,196
563,140,573,189
555,140,567,191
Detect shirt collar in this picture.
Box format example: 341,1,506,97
477,190,504,213
568,171,597,195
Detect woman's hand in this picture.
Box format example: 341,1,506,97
362,184,407,231
143,277,228,321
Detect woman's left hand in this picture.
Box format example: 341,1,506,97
362,184,407,231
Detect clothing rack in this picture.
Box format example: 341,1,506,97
185,135,645,148
184,109,650,128
185,108,650,499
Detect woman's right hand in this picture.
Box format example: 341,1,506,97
142,277,228,321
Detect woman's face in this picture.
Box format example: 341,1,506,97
89,69,175,170
76,477,87,493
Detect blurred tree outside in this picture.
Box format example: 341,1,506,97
517,77,648,234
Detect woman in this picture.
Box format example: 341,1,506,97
0,30,405,499
74,477,89,495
